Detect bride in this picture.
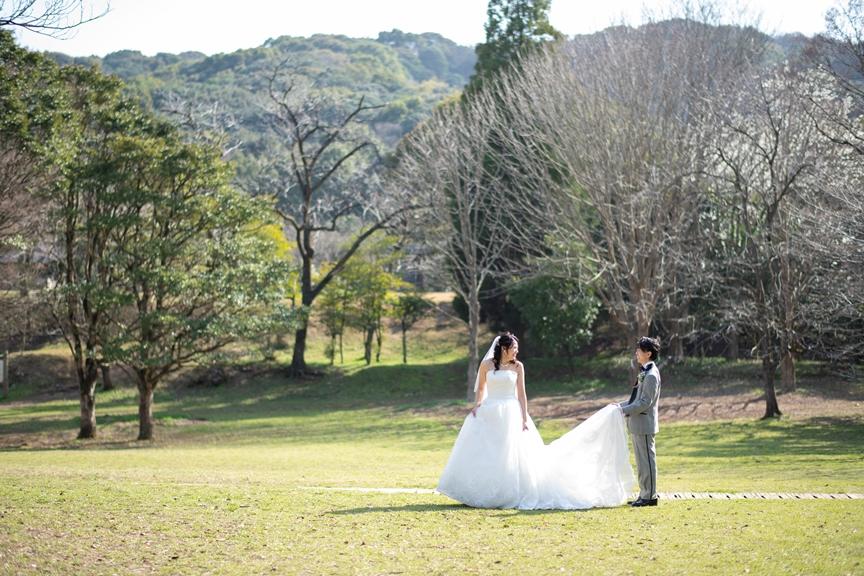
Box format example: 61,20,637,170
436,332,635,509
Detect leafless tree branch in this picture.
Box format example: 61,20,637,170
0,1,109,37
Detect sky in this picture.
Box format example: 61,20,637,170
13,0,838,57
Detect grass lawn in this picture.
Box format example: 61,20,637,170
1,320,863,575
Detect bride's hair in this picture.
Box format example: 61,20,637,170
493,332,518,371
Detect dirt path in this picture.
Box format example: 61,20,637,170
419,382,864,424
528,389,864,424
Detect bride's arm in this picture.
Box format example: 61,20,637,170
516,362,529,430
471,361,490,416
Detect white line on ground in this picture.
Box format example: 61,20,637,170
298,486,864,500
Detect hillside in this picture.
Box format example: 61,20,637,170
45,30,476,152
39,24,835,162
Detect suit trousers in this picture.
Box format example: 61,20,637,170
631,433,657,500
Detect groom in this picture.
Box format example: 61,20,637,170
618,336,662,507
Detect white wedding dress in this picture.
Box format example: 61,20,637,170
437,369,635,509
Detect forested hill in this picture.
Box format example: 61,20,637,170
44,30,477,149
38,24,830,162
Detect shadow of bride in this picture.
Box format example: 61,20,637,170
329,503,463,515
328,504,582,515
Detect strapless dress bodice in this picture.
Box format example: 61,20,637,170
485,369,517,400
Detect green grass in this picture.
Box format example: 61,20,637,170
1,324,863,575
2,480,860,575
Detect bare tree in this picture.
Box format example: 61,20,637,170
496,14,856,415
159,92,244,157
0,0,109,37
781,62,864,383
789,152,864,370
704,63,837,416
494,18,767,362
258,63,416,376
798,3,864,367
393,91,516,401
806,0,864,155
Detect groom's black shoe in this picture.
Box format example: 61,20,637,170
630,498,658,507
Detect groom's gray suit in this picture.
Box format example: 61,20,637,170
619,361,661,501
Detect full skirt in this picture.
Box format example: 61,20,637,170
436,402,635,509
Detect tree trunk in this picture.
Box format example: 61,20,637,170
290,251,314,376
18,273,31,352
671,333,684,362
780,243,796,392
626,320,648,385
338,332,343,364
137,378,155,440
290,325,308,375
671,317,685,362
262,335,275,361
637,317,650,344
2,351,8,398
466,292,481,402
727,326,739,360
100,362,114,391
375,327,382,363
781,348,796,392
78,387,96,439
761,357,782,419
667,301,687,363
21,302,31,353
77,358,99,439
402,322,408,364
363,329,374,365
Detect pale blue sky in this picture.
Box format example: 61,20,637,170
14,0,837,57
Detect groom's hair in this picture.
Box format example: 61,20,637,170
637,336,661,361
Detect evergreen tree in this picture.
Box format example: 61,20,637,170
454,0,562,346
470,0,560,90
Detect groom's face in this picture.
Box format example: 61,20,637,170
635,347,651,366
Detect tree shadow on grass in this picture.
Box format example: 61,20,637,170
0,413,174,451
0,409,169,438
3,357,863,459
0,360,469,438
669,416,864,458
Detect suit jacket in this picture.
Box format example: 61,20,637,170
620,362,661,435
